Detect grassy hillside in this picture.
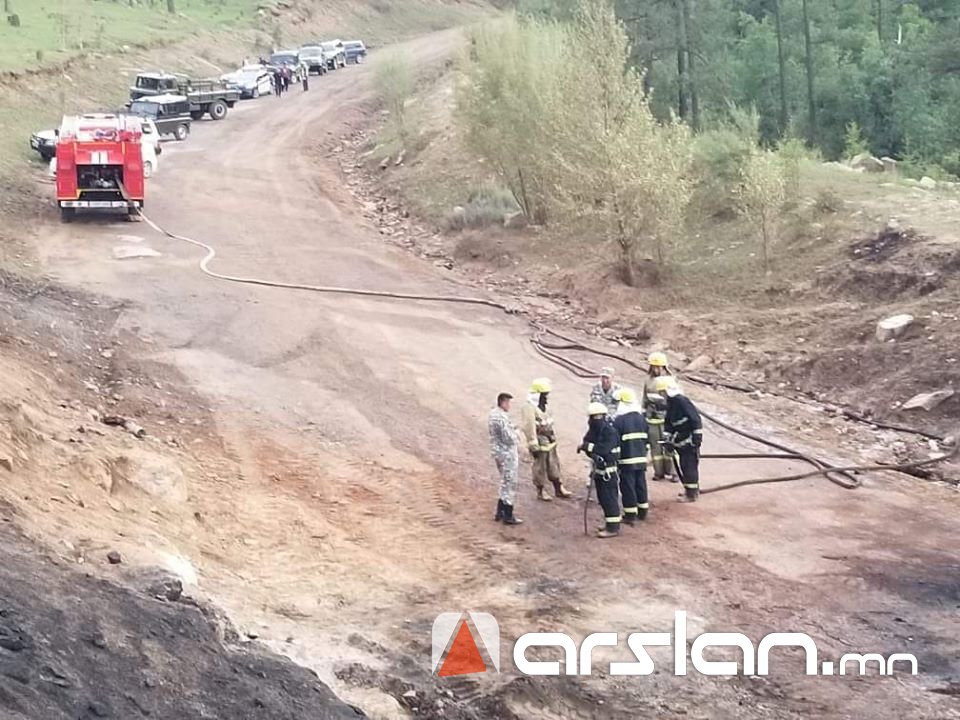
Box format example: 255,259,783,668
0,0,257,72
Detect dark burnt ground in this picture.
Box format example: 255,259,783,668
0,517,364,720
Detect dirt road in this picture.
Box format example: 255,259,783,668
27,29,960,719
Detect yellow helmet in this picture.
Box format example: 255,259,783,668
614,387,637,404
530,377,552,394
587,402,609,416
648,351,669,368
654,376,678,393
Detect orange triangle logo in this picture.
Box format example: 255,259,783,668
438,620,487,677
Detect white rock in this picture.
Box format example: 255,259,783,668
919,176,937,190
876,314,914,342
685,355,714,372
902,389,954,411
113,245,161,260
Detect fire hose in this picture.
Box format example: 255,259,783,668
138,211,957,497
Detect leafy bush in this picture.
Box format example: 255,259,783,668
843,122,870,160
374,51,415,146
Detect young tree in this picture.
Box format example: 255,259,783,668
736,148,786,272
548,0,693,284
456,16,565,223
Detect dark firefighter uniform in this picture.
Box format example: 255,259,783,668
580,403,622,538
663,389,703,501
613,397,649,522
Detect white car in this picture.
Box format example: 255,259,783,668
221,65,274,99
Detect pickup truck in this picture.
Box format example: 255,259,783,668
127,95,193,141
343,40,367,64
129,72,239,121
302,40,346,70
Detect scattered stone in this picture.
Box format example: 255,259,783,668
881,156,897,174
919,176,937,190
902,389,954,411
378,157,389,170
402,690,417,699
684,355,713,372
107,551,122,565
48,351,59,359
850,153,884,173
875,313,914,342
112,245,161,260
0,456,12,472
394,149,406,166
100,349,114,359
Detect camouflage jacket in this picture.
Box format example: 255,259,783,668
488,407,519,457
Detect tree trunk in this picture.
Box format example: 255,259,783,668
681,0,700,130
801,0,817,144
875,0,883,43
773,0,788,135
3,1,10,15
622,245,637,287
760,214,770,271
675,0,690,123
167,0,176,13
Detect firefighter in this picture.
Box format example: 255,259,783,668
489,392,522,525
642,351,675,482
613,387,649,523
579,402,622,538
589,367,622,416
272,70,283,97
656,376,704,502
520,378,573,501
302,69,310,91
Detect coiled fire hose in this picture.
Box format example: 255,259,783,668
139,211,957,496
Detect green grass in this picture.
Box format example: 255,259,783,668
0,0,257,72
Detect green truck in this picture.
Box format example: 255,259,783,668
129,73,240,121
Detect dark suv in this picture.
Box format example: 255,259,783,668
127,95,192,141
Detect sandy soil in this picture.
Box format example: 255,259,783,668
3,27,959,720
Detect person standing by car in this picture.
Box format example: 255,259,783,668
272,69,283,97
302,68,309,92
281,66,291,93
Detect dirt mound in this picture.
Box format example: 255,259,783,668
0,523,363,720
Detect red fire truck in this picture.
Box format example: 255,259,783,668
55,114,145,222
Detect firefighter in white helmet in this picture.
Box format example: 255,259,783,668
655,376,704,502
578,402,622,538
641,351,675,482
520,378,573,501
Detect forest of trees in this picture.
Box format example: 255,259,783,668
519,0,960,177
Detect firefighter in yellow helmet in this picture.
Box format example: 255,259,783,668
520,378,573,501
613,387,649,522
578,401,622,538
641,351,675,482
655,376,704,502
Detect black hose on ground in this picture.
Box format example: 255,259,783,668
139,211,955,496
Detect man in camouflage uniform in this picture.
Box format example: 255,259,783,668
489,392,523,525
590,367,622,416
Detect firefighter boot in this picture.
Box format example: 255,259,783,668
637,507,649,521
502,504,524,525
678,489,699,503
596,521,621,539
494,499,505,522
622,510,637,526
537,487,552,502
551,479,573,499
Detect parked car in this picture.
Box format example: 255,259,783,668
319,40,346,70
298,46,329,76
127,95,192,141
343,40,367,64
29,129,58,161
222,65,273,98
267,51,306,82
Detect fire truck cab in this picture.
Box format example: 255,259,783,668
55,114,145,222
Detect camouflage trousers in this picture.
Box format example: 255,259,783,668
494,451,519,506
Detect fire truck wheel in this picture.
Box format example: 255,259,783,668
60,207,75,223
